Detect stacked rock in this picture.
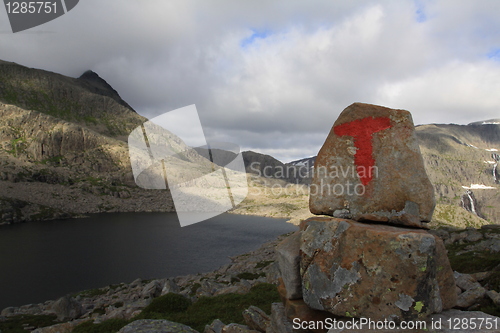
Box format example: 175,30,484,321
277,103,457,325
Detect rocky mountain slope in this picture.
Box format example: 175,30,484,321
0,61,179,223
417,122,500,224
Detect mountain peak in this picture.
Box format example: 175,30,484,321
77,70,134,111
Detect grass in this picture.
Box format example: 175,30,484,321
72,319,129,333
0,314,57,333
73,283,280,333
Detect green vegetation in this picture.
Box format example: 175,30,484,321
74,283,280,333
255,260,274,269
73,319,129,333
40,155,64,165
236,272,265,280
141,293,191,315
0,314,57,333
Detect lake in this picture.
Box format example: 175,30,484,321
0,212,297,310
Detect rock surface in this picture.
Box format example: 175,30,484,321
275,232,302,300
48,295,83,321
300,217,456,321
309,103,435,228
118,319,199,333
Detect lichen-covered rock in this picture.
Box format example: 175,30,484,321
309,103,435,228
300,217,456,321
118,319,199,333
243,306,270,332
275,232,302,300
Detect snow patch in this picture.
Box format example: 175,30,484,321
462,184,496,190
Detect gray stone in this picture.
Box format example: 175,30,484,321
465,229,483,242
204,319,226,333
48,295,83,321
118,319,199,333
130,278,142,288
454,272,481,291
142,280,162,299
309,103,435,228
243,306,270,332
161,279,181,295
0,307,16,317
264,262,281,284
31,319,89,333
275,231,302,300
456,286,487,308
266,303,294,333
486,290,500,306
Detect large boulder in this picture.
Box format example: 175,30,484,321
309,103,435,228
300,217,456,321
275,231,302,300
48,295,83,321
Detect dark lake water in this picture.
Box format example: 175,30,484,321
0,213,297,310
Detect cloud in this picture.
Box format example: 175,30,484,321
0,0,499,161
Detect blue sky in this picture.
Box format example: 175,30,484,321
0,0,499,162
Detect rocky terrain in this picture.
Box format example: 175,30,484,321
2,226,500,332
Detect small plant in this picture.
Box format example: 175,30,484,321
255,260,274,269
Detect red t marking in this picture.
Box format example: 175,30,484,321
334,117,392,186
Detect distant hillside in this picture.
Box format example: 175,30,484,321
416,122,500,224
0,61,181,223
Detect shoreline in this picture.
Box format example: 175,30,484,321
0,231,293,330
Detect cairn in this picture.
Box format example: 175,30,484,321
276,103,457,326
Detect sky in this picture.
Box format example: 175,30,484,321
1,0,500,162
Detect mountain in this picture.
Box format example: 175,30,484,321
416,122,500,224
0,61,179,223
242,151,310,184
0,60,143,140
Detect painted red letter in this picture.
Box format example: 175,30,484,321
334,117,392,186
